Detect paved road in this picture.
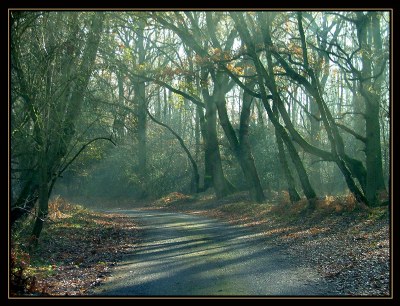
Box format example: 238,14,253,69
93,209,336,296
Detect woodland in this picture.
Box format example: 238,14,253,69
10,10,391,296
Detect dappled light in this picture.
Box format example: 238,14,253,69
92,210,332,296
10,9,390,297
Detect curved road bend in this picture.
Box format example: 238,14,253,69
93,209,336,296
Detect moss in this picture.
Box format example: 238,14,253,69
367,207,389,221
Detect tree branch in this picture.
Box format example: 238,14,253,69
122,68,206,109
57,137,116,177
146,108,199,191
335,123,367,143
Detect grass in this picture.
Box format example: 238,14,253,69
367,207,389,221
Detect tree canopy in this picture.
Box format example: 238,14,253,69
10,10,390,239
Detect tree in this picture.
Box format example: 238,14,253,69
153,12,267,201
11,11,390,242
230,12,317,206
11,11,105,238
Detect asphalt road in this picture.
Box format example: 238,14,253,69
93,209,336,297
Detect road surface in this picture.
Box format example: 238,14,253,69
93,209,336,296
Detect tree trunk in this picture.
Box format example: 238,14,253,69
11,13,104,231
10,179,38,227
113,72,126,140
264,98,317,204
364,97,386,204
308,95,322,191
204,94,235,198
195,105,201,161
275,131,301,202
135,20,148,198
358,12,387,204
268,12,367,204
215,86,265,202
272,103,301,202
279,124,317,204
231,12,316,206
31,155,49,241
198,105,213,191
238,85,266,202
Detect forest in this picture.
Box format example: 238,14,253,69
10,10,391,297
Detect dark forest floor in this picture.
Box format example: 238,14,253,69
10,191,390,297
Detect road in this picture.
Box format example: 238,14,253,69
93,209,336,296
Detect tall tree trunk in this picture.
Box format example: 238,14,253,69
31,153,49,241
113,72,126,140
215,86,265,202
135,20,148,198
357,12,387,204
198,105,213,191
275,131,301,202
11,13,104,231
350,82,366,162
278,122,317,204
266,98,317,205
272,103,301,202
259,12,367,204
308,94,322,192
238,84,266,202
204,94,235,198
195,105,201,161
364,97,386,203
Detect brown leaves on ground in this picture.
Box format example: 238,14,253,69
151,190,390,296
154,192,195,206
11,197,139,296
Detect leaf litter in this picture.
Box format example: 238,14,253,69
11,197,139,296
155,191,391,296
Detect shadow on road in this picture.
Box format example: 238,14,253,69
94,210,336,296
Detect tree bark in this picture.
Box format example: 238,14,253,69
275,131,301,202
113,71,126,139
357,12,387,204
31,154,49,241
134,19,148,199
204,92,235,198
198,105,213,191
238,84,266,202
10,179,38,227
215,86,265,202
272,103,301,202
